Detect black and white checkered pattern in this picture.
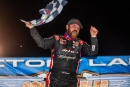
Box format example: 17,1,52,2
30,0,68,26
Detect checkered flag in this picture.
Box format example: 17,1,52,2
30,0,68,26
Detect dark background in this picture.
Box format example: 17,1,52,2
0,0,130,57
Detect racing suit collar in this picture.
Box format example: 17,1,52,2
64,32,73,40
64,32,80,41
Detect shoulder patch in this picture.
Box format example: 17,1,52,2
54,35,59,40
79,40,84,45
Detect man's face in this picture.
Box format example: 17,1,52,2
66,23,80,39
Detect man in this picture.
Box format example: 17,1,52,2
25,18,98,87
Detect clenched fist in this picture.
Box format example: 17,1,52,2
90,26,98,37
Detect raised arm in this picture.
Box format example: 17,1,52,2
82,26,99,56
82,37,98,56
25,22,55,49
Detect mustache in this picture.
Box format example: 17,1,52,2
72,30,77,33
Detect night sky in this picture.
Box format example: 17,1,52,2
0,0,130,57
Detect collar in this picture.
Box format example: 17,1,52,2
63,32,80,41
63,32,73,40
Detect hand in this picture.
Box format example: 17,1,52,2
59,38,64,44
75,41,79,47
25,22,34,29
90,26,98,37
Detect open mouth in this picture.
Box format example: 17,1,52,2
72,30,77,34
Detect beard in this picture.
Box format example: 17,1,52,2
67,27,79,40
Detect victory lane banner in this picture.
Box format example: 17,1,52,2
0,56,130,87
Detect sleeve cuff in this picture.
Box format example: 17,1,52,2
30,27,36,31
91,37,98,43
